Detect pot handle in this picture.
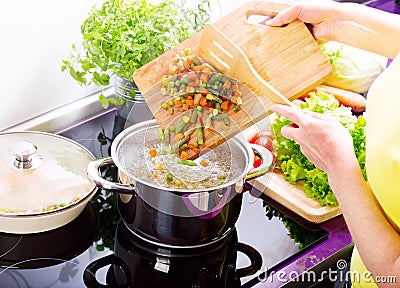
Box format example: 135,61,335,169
245,143,274,181
235,242,263,279
83,254,131,288
87,157,136,194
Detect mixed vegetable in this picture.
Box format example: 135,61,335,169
154,48,244,183
160,48,243,114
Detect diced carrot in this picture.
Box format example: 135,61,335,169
185,99,194,106
174,99,182,107
223,80,231,89
200,73,209,83
191,146,200,153
149,148,157,157
184,61,191,70
187,57,194,65
193,65,203,72
231,84,239,92
220,101,229,110
180,151,188,160
186,95,193,100
182,103,189,110
199,98,208,107
200,159,209,167
202,67,212,75
153,173,158,178
199,87,208,95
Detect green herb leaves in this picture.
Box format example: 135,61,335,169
61,0,211,100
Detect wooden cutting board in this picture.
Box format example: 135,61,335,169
133,1,332,157
249,169,342,224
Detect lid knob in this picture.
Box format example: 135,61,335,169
10,141,41,170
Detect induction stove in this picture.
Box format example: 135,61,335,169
0,106,329,287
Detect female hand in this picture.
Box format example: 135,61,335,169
266,0,400,58
270,104,357,176
266,0,345,42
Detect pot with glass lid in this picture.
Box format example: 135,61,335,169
0,131,97,234
88,119,273,248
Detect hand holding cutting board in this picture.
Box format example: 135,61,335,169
133,1,332,158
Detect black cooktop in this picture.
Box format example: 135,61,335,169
0,106,328,288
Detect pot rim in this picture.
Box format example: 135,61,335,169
0,131,97,217
111,119,254,193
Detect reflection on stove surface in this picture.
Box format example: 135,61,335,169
0,204,98,287
84,222,262,288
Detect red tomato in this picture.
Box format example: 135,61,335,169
248,130,272,144
254,136,274,152
253,155,262,168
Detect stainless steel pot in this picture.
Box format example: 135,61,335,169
88,120,273,248
0,131,97,234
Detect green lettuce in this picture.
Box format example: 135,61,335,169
272,90,367,206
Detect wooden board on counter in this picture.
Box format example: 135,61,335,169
249,169,342,224
132,1,332,158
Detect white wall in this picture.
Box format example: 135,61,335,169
0,0,105,130
0,0,293,130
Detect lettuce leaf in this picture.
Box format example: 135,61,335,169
272,90,367,206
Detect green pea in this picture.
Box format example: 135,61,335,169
166,173,174,182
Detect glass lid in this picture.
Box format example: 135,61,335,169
0,131,95,215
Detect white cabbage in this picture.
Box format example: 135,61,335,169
321,41,388,94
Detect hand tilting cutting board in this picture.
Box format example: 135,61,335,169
133,1,332,158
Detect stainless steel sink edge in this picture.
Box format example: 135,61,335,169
2,87,115,134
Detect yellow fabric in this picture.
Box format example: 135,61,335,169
350,52,400,287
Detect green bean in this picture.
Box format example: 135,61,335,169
177,159,198,166
196,124,204,145
175,120,188,134
205,114,212,130
179,143,189,151
158,128,164,142
212,112,230,125
163,129,170,145
170,135,189,154
190,109,198,123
